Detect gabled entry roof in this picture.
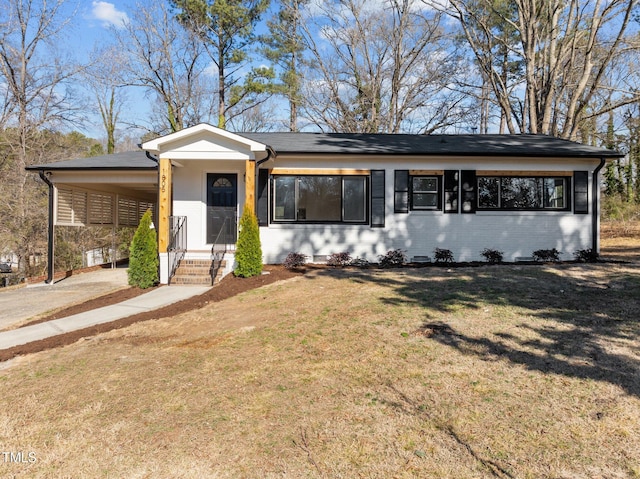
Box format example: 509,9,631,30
142,123,270,161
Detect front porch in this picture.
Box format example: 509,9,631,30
165,215,236,286
142,124,273,285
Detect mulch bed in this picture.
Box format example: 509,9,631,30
0,265,301,363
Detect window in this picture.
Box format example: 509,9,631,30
478,176,568,210
395,171,443,212
343,176,366,222
273,175,368,223
411,176,440,210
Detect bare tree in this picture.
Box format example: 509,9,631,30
84,47,129,154
439,0,640,139
226,99,280,132
299,0,473,133
112,2,211,135
0,0,83,274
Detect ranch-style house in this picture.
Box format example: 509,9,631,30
27,123,623,284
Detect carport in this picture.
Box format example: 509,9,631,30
26,151,158,283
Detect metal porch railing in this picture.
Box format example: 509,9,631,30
168,215,187,285
211,216,237,282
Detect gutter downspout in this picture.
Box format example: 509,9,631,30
145,150,159,164
143,149,161,281
39,171,55,284
145,150,160,227
592,157,606,253
254,146,275,212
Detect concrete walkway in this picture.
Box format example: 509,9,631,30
0,267,131,329
0,284,211,351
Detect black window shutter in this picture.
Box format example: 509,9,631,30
257,169,269,226
394,170,409,213
371,170,385,227
461,170,476,213
574,171,589,214
444,170,459,213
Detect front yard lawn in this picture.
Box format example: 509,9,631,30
0,227,639,477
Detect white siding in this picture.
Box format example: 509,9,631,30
171,160,247,254
169,154,599,265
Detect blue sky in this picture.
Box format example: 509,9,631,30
59,1,143,139
70,1,131,59
62,1,275,140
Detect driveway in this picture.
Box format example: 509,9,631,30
0,267,129,330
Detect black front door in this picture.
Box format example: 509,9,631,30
207,173,237,244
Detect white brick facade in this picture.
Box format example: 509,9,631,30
258,158,597,263
171,154,600,264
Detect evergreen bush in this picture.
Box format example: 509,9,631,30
349,257,371,268
234,208,263,277
127,209,158,288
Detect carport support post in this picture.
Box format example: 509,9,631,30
158,157,172,284
39,171,55,284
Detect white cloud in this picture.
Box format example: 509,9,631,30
91,1,129,29
304,0,433,19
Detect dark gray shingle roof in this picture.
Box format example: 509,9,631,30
26,150,157,171
26,133,622,172
243,133,623,158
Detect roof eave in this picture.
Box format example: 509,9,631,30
26,165,158,171
271,151,624,159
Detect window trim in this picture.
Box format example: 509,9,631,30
477,175,571,211
271,174,369,224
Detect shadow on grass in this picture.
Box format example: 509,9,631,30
316,262,640,397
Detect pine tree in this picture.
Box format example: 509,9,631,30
172,0,271,129
261,0,308,132
234,208,263,277
128,209,158,288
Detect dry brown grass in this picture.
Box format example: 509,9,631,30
1,226,639,478
602,219,640,262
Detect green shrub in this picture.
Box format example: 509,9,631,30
602,195,640,222
128,209,158,288
234,208,263,277
349,257,371,268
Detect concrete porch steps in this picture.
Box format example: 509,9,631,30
171,259,226,286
